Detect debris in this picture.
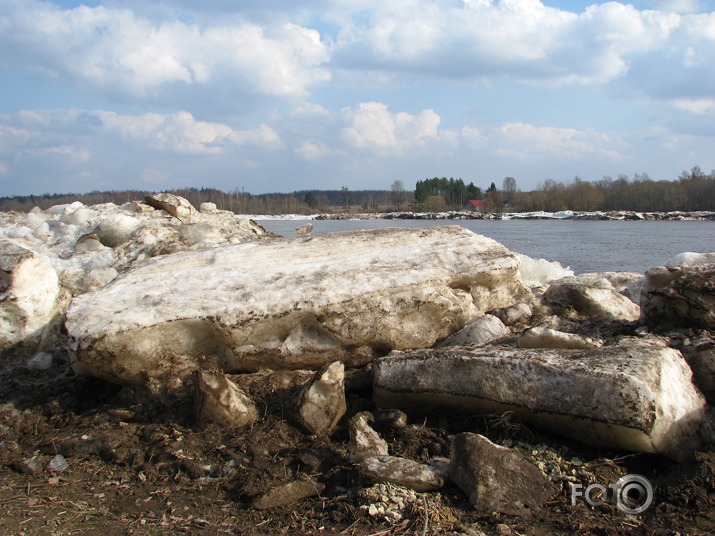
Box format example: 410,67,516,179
252,478,325,510
448,433,559,515
359,455,446,492
350,412,389,463
295,361,346,436
194,370,259,428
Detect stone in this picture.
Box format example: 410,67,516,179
373,408,408,431
437,314,510,347
518,327,602,350
359,455,446,492
144,193,197,218
373,337,705,460
295,361,346,436
66,226,524,385
350,412,389,463
194,370,259,428
252,478,325,510
27,352,54,370
448,433,559,515
641,263,715,331
48,454,69,472
15,455,45,475
0,239,61,354
295,223,313,236
543,274,640,322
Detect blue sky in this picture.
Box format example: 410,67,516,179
1,0,714,197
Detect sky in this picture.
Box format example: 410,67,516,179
0,0,714,197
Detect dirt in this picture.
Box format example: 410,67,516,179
1,358,714,536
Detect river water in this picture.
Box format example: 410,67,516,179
257,218,715,275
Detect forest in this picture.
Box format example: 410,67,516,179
0,166,713,214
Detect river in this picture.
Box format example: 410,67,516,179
256,218,715,275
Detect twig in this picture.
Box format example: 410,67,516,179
340,519,360,534
422,495,430,536
363,530,393,536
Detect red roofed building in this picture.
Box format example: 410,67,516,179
467,199,485,212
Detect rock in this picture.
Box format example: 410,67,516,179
48,454,69,472
641,263,715,331
144,193,197,218
359,455,446,492
448,433,559,515
350,412,389,463
194,370,259,428
358,483,419,523
27,352,54,370
15,455,45,475
373,408,408,431
295,223,313,236
437,314,510,347
295,361,346,436
252,478,325,510
518,327,602,349
0,239,61,355
0,402,21,424
543,274,640,322
66,226,524,385
373,337,705,460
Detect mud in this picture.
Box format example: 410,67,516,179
1,356,714,536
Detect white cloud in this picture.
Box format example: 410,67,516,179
0,0,329,103
673,97,715,114
294,140,331,160
489,122,625,161
340,102,456,153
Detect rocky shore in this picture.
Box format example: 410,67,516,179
314,210,715,221
1,194,714,536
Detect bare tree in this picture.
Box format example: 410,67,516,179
501,177,517,204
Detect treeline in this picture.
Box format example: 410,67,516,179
507,167,715,213
0,187,408,215
414,177,481,210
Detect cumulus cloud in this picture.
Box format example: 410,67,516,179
0,0,329,104
340,102,456,153
488,123,625,161
294,140,331,160
329,0,715,99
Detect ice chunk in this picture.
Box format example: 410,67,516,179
665,252,715,267
516,253,573,288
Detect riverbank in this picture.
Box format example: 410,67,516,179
1,195,714,536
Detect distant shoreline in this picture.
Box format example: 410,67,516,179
247,210,715,221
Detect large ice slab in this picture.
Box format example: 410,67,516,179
0,239,61,356
373,337,704,460
66,226,523,385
